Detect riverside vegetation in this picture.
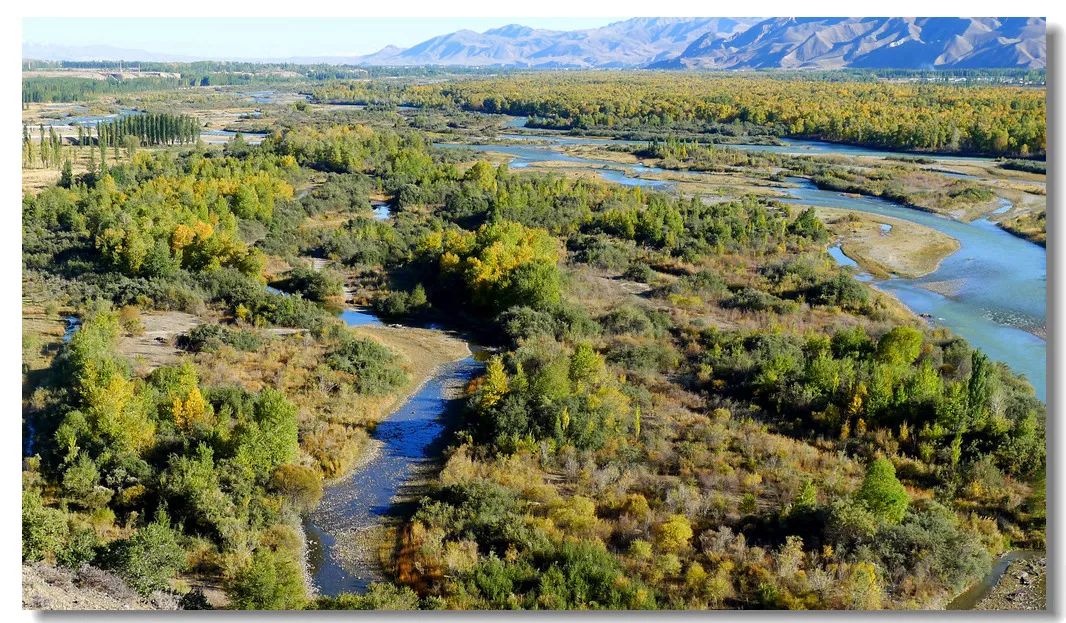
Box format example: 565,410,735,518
22,69,1045,610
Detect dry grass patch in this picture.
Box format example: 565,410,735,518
115,311,202,375
193,321,469,480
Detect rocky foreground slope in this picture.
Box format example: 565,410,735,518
22,563,178,611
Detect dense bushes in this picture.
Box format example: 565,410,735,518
201,268,331,331
688,324,1044,480
226,547,307,609
467,339,635,452
372,284,429,318
420,220,563,315
411,481,656,609
179,323,266,353
104,515,187,596
999,159,1046,174
327,335,408,395
25,310,307,600
271,265,344,303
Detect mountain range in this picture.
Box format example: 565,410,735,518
652,17,1046,69
22,17,1047,70
353,18,759,67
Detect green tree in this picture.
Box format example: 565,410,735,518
232,389,299,479
967,351,994,429
876,327,923,367
59,159,73,188
855,458,909,525
22,490,68,562
226,547,307,610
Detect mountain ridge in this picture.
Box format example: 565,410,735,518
23,17,1046,69
353,17,759,67
653,17,1046,69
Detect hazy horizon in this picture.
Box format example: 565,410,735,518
22,17,626,61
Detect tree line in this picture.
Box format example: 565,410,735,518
399,72,1046,157
95,112,201,147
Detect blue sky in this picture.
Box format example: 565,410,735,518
23,17,624,59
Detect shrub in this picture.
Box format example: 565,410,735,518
313,583,420,610
57,524,102,569
876,500,991,595
809,273,869,310
178,323,265,353
600,305,660,337
272,265,343,302
572,236,634,271
22,490,68,563
999,159,1046,174
788,207,828,241
327,336,408,395
270,464,324,512
373,284,429,318
654,514,694,552
606,341,680,373
498,306,559,343
106,514,186,596
226,547,307,610
723,288,796,314
623,262,654,283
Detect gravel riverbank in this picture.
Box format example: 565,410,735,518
976,556,1046,610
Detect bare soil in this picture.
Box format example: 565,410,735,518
22,562,179,611
116,311,202,374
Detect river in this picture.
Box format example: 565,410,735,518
304,305,482,597
784,179,1046,402
438,131,1046,402
439,140,669,190
35,107,144,129
501,116,1005,166
945,550,1043,609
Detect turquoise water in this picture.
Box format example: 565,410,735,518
730,138,1006,165
37,107,143,128
497,131,1012,167
785,179,1045,401
440,136,1046,401
827,244,860,270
